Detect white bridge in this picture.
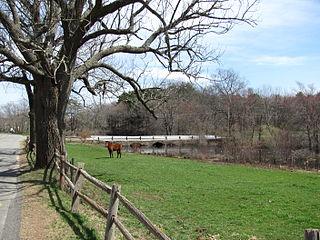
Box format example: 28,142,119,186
89,135,221,142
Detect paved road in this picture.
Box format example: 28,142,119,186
0,134,25,240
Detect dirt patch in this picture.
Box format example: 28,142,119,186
132,191,163,201
19,155,75,240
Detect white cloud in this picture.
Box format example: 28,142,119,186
142,67,214,88
213,0,320,49
252,55,306,66
146,68,191,82
259,0,320,29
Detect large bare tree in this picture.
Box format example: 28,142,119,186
0,0,258,168
209,69,246,137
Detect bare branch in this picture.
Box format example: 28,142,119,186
79,76,97,96
0,72,34,85
0,46,44,76
73,45,162,78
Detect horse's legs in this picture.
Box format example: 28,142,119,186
109,149,113,158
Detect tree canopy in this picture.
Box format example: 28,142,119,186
0,0,258,167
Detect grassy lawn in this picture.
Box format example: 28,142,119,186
67,143,320,240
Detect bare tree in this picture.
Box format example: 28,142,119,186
24,82,36,152
295,83,320,154
0,101,29,133
0,0,258,168
209,69,246,137
65,98,83,134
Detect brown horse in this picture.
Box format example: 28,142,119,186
105,141,123,158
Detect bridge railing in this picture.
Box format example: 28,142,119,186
89,135,221,142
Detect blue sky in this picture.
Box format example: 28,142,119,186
213,0,320,91
1,0,320,105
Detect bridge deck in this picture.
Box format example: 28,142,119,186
88,135,221,142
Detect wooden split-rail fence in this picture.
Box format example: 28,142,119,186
44,152,171,240
43,151,316,239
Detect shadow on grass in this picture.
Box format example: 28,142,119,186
19,165,98,240
46,182,98,240
95,157,110,160
26,151,36,169
91,173,106,178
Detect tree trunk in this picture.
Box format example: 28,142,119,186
258,115,262,141
57,69,75,155
34,76,62,168
227,105,231,137
307,126,312,151
25,83,36,151
32,54,75,168
314,130,319,154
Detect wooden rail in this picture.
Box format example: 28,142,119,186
46,152,171,240
117,192,171,240
80,168,112,194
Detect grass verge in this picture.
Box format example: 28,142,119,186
66,143,320,240
19,153,99,240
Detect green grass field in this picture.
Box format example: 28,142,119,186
66,143,320,240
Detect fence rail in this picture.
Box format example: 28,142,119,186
45,152,171,240
43,151,313,239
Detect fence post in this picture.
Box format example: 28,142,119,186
105,184,121,240
71,162,85,213
305,229,320,240
59,153,66,190
64,153,70,180
70,158,75,183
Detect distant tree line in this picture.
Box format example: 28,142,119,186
0,101,29,133
1,69,320,168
